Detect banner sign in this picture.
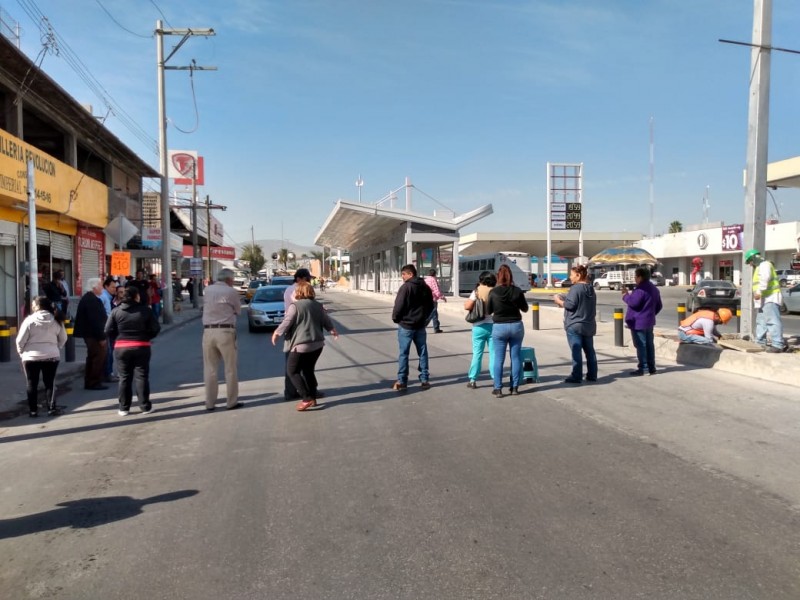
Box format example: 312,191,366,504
111,251,131,276
182,245,236,260
721,224,743,252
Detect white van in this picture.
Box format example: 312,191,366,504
593,271,634,291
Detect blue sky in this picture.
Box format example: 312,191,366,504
9,0,800,248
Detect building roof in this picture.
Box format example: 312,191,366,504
314,200,493,251
459,231,644,259
767,156,800,189
0,35,159,179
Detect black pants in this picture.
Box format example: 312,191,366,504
286,348,323,400
84,338,107,388
24,360,59,413
115,346,151,411
284,351,300,400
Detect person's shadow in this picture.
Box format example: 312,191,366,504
0,490,198,540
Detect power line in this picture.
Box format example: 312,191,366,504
94,0,151,39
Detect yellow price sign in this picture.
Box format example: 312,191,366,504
110,251,131,276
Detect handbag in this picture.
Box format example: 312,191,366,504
465,296,485,323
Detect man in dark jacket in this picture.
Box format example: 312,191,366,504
73,277,109,390
391,264,434,391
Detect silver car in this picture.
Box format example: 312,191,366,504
247,285,289,332
780,283,800,314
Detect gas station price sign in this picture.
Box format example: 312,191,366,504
550,202,582,230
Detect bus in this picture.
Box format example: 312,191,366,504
458,251,531,293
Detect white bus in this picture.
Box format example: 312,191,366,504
458,251,531,293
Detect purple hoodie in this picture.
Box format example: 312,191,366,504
622,280,663,330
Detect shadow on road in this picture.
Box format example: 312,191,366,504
0,489,199,540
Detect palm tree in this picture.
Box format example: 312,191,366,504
668,220,683,233
240,243,266,275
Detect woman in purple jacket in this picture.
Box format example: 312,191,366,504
621,267,663,376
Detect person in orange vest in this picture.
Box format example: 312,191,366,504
677,307,732,344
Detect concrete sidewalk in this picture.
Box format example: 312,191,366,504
334,287,800,389
0,299,203,419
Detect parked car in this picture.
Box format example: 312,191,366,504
686,279,741,312
780,283,800,314
775,269,800,287
247,285,289,332
244,279,267,303
553,278,573,288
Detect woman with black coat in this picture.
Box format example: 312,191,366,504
105,286,161,416
486,263,529,397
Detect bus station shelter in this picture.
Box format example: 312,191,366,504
314,199,493,295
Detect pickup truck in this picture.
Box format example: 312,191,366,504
593,271,635,291
775,269,800,287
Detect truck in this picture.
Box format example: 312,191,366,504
592,270,636,291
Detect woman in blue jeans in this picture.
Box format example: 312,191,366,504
553,265,598,384
464,271,496,389
487,264,529,397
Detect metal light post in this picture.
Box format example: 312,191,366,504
355,175,363,202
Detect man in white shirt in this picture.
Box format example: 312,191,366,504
202,268,243,410
744,249,785,352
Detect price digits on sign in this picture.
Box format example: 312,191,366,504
722,232,740,251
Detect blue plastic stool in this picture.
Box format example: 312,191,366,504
521,347,539,383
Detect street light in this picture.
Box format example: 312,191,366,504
355,175,364,203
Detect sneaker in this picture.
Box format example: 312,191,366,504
47,408,61,416
29,411,38,418
118,409,130,416
296,399,316,411
509,387,521,396
392,381,407,391
648,370,657,375
766,346,784,353
466,381,477,389
563,377,582,384
628,370,644,377
434,329,443,334
420,381,431,390
491,389,503,398
585,376,598,382
141,405,154,414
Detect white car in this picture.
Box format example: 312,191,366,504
593,272,630,291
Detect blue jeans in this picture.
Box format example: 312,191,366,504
468,323,494,382
566,328,597,380
397,327,429,384
427,303,440,330
491,321,524,390
631,328,656,373
756,302,784,349
678,330,714,344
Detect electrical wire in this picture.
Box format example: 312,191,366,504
170,60,200,134
94,0,151,39
148,0,172,29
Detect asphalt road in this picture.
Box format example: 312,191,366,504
1,291,800,599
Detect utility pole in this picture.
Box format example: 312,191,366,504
741,0,771,339
156,20,215,323
190,160,199,307
204,195,226,286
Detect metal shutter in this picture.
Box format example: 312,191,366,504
80,246,101,285
51,232,73,259
23,228,51,246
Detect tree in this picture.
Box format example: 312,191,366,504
668,220,683,233
240,243,266,274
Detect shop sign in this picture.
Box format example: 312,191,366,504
721,224,743,252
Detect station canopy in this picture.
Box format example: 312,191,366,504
459,231,643,260
314,200,493,251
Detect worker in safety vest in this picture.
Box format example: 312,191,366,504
744,248,785,353
678,308,732,344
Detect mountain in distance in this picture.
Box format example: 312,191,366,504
236,238,322,258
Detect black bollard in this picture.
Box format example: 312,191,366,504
677,302,686,325
614,308,624,347
530,301,539,330
0,324,10,362
64,319,75,363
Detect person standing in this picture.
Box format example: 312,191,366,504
621,267,663,376
271,281,339,411
43,269,69,321
678,307,732,345
73,277,109,390
391,264,434,391
147,274,162,321
16,296,67,417
282,268,314,401
185,276,196,304
464,271,496,389
105,286,161,416
423,269,447,333
553,265,598,384
100,276,118,383
131,270,150,306
202,268,242,411
744,249,785,352
487,263,529,397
